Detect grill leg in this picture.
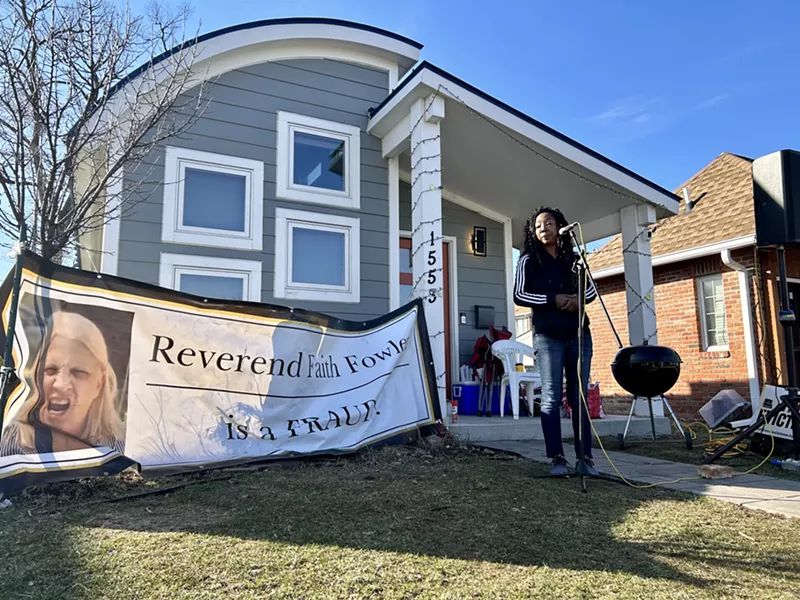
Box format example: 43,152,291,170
648,396,657,441
622,397,636,440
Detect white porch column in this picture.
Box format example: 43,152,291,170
410,95,446,418
620,203,663,417
388,156,400,311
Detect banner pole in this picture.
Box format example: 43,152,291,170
0,226,27,434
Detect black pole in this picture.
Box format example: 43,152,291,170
0,228,26,434
777,246,798,388
776,245,800,457
575,239,588,492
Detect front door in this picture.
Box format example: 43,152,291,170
400,237,452,398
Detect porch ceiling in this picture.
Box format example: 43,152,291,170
369,63,680,248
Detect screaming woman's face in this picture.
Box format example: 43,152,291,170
39,336,104,438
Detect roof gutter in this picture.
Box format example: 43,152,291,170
720,249,762,427
592,234,756,279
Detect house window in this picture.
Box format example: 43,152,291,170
276,111,361,209
162,147,264,251
274,208,360,303
515,313,532,336
697,274,729,350
159,253,262,302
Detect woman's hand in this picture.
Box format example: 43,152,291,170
556,294,579,312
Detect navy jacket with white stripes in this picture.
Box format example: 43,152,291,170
514,250,597,340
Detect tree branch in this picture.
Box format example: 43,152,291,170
0,0,208,260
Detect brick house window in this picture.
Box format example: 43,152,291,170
697,274,729,350
515,313,532,336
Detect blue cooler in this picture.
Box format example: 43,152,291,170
490,385,513,415
452,382,516,416
452,382,480,415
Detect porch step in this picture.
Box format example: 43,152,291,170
447,414,671,443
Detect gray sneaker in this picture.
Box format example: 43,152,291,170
550,455,570,476
583,457,599,476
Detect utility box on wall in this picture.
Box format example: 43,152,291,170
474,305,495,329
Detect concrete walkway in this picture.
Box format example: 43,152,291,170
479,440,800,519
449,413,670,442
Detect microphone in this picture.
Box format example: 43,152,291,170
559,222,579,236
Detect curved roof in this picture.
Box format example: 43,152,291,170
97,17,422,117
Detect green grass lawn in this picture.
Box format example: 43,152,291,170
1,443,799,600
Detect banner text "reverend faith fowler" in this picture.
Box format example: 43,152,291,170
149,335,410,379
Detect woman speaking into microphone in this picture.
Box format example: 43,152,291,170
513,206,598,476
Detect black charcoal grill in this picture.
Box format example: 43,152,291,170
611,343,687,448
611,344,682,398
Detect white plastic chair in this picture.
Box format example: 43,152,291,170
491,340,541,420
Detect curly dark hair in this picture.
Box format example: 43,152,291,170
522,206,573,265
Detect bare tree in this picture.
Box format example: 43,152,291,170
0,0,208,263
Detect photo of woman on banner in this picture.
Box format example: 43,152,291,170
0,307,127,456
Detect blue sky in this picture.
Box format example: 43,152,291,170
160,0,799,189
2,0,797,272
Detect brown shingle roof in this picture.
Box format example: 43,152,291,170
588,153,755,273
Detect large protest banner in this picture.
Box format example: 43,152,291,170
0,252,441,496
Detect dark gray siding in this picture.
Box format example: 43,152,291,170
399,182,508,365
117,59,390,320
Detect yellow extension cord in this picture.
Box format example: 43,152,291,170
573,224,777,489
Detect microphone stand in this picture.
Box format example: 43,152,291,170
531,228,628,492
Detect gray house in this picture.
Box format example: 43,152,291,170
78,18,680,421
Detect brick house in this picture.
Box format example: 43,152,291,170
587,150,800,419
514,304,532,341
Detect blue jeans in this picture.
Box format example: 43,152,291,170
535,334,594,459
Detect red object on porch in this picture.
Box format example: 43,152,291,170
563,382,603,419
467,327,514,416
468,327,513,385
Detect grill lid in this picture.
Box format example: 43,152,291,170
611,345,682,398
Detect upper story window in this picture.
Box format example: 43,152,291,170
697,274,729,351
276,111,361,210
162,147,264,251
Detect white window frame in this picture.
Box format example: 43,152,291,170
276,111,361,210
274,207,360,304
159,253,262,302
161,147,264,251
697,274,729,351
